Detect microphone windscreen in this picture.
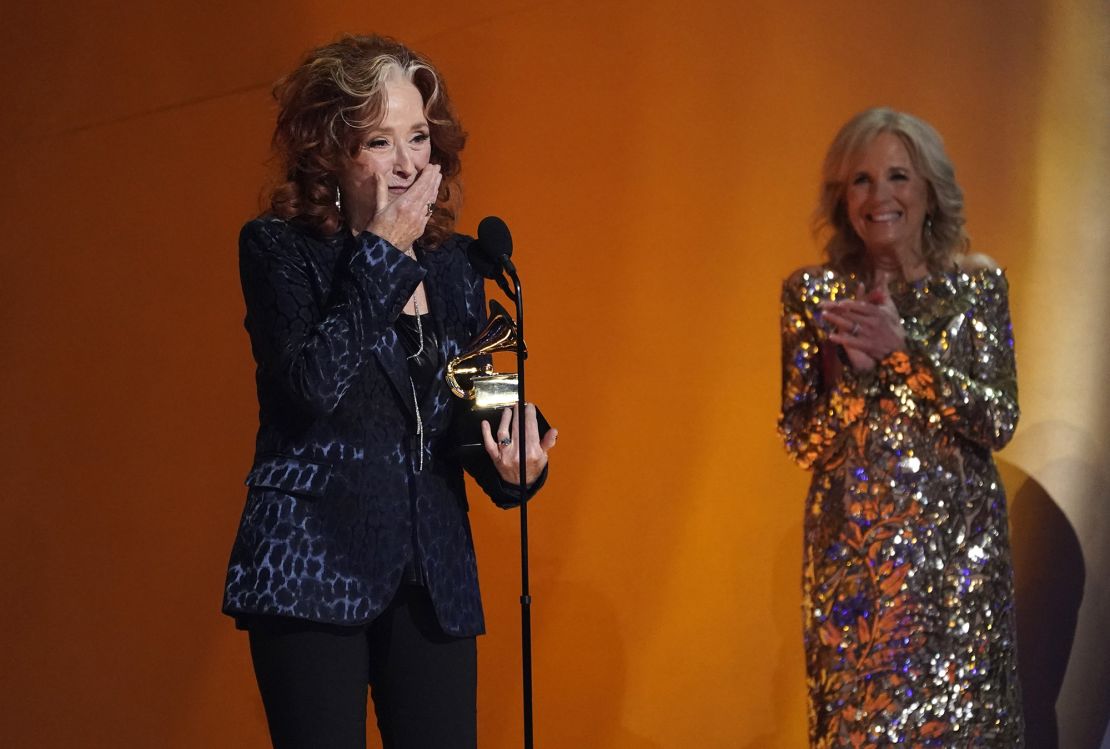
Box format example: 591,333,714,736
476,216,513,260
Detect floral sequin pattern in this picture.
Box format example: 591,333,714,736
779,267,1024,747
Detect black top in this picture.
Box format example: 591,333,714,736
394,311,440,586
394,312,440,401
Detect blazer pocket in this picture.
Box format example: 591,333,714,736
244,455,333,499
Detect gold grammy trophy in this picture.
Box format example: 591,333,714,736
446,299,550,456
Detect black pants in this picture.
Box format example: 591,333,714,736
247,585,477,749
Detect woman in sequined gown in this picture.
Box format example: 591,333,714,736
778,108,1024,747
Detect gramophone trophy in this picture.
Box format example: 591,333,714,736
446,299,550,458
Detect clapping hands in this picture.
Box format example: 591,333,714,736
819,272,907,372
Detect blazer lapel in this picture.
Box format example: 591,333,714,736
366,255,426,420
370,327,417,419
418,249,457,429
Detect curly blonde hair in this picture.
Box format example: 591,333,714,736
269,35,466,247
814,107,968,276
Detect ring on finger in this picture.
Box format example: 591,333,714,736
850,321,860,336
499,437,512,446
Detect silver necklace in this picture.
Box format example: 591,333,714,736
408,293,424,360
408,286,424,472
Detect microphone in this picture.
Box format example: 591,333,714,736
469,215,516,278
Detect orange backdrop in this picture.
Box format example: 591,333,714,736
2,1,1108,747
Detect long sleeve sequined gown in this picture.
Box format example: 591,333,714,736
778,265,1024,747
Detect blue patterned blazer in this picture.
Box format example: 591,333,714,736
222,216,542,637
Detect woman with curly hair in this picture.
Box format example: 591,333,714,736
222,35,556,749
778,108,1024,746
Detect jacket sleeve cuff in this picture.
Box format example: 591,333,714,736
490,465,549,509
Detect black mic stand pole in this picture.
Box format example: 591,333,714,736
500,256,534,749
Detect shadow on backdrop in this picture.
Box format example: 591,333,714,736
1000,461,1084,749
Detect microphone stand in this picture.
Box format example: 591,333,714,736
499,256,534,749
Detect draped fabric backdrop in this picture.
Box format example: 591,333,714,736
1,1,1107,747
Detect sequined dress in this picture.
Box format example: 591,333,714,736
778,266,1024,747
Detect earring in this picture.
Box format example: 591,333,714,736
335,185,342,213
924,214,934,235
